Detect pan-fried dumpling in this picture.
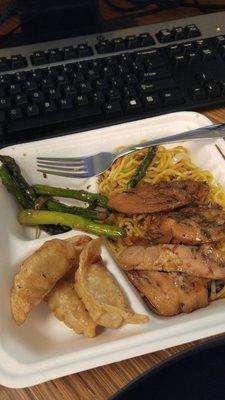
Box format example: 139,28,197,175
11,235,91,325
45,277,96,338
75,238,149,328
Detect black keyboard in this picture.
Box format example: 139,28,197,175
1,12,225,147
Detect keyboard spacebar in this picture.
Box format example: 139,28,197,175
7,105,102,134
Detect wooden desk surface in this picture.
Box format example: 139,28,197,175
1,2,225,399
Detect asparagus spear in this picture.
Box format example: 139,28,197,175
33,184,108,208
0,163,28,208
0,157,68,235
19,210,124,239
0,155,36,207
127,146,158,189
45,199,108,220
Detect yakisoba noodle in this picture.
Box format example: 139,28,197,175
98,145,225,299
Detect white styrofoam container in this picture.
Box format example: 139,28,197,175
1,111,225,388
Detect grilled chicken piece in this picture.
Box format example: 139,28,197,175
127,270,209,316
147,205,225,245
119,244,225,280
107,180,209,214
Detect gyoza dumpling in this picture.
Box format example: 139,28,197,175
75,238,149,329
45,278,96,338
11,235,91,325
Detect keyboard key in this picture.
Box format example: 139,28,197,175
95,79,108,91
117,62,130,74
104,101,123,117
59,97,73,110
0,74,11,85
162,89,185,106
30,91,45,103
0,111,6,124
61,63,75,76
86,68,100,81
103,65,115,77
90,92,105,105
156,29,173,43
26,104,40,117
201,48,215,61
42,77,54,90
195,39,211,50
8,83,21,95
171,27,186,41
219,45,225,59
168,44,182,56
123,86,137,98
141,68,170,82
173,55,187,67
31,51,48,66
139,78,177,93
112,38,125,52
0,86,5,97
45,66,60,79
72,72,85,84
47,49,63,63
78,82,92,95
0,97,11,110
125,73,138,85
15,94,28,107
45,87,61,100
214,35,225,48
188,52,201,65
14,71,27,83
43,100,57,113
28,70,42,83
63,46,77,60
77,43,93,58
108,76,122,89
107,88,120,101
185,24,201,38
124,98,142,114
11,55,27,70
205,82,220,98
143,94,161,110
9,107,23,120
196,71,213,84
55,74,69,87
0,57,10,72
147,56,165,69
96,40,112,54
138,33,155,47
24,80,38,92
63,84,77,97
190,86,206,101
75,94,89,107
125,35,139,49
105,56,118,67
220,80,225,94
182,42,195,54
119,52,133,64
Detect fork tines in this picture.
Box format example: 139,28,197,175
37,156,90,178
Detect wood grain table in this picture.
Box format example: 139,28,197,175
1,1,225,399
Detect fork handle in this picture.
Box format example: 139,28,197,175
115,123,225,158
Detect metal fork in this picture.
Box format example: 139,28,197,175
37,123,225,178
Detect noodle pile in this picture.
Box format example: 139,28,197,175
98,145,225,300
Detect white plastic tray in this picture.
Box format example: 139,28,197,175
1,111,225,388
